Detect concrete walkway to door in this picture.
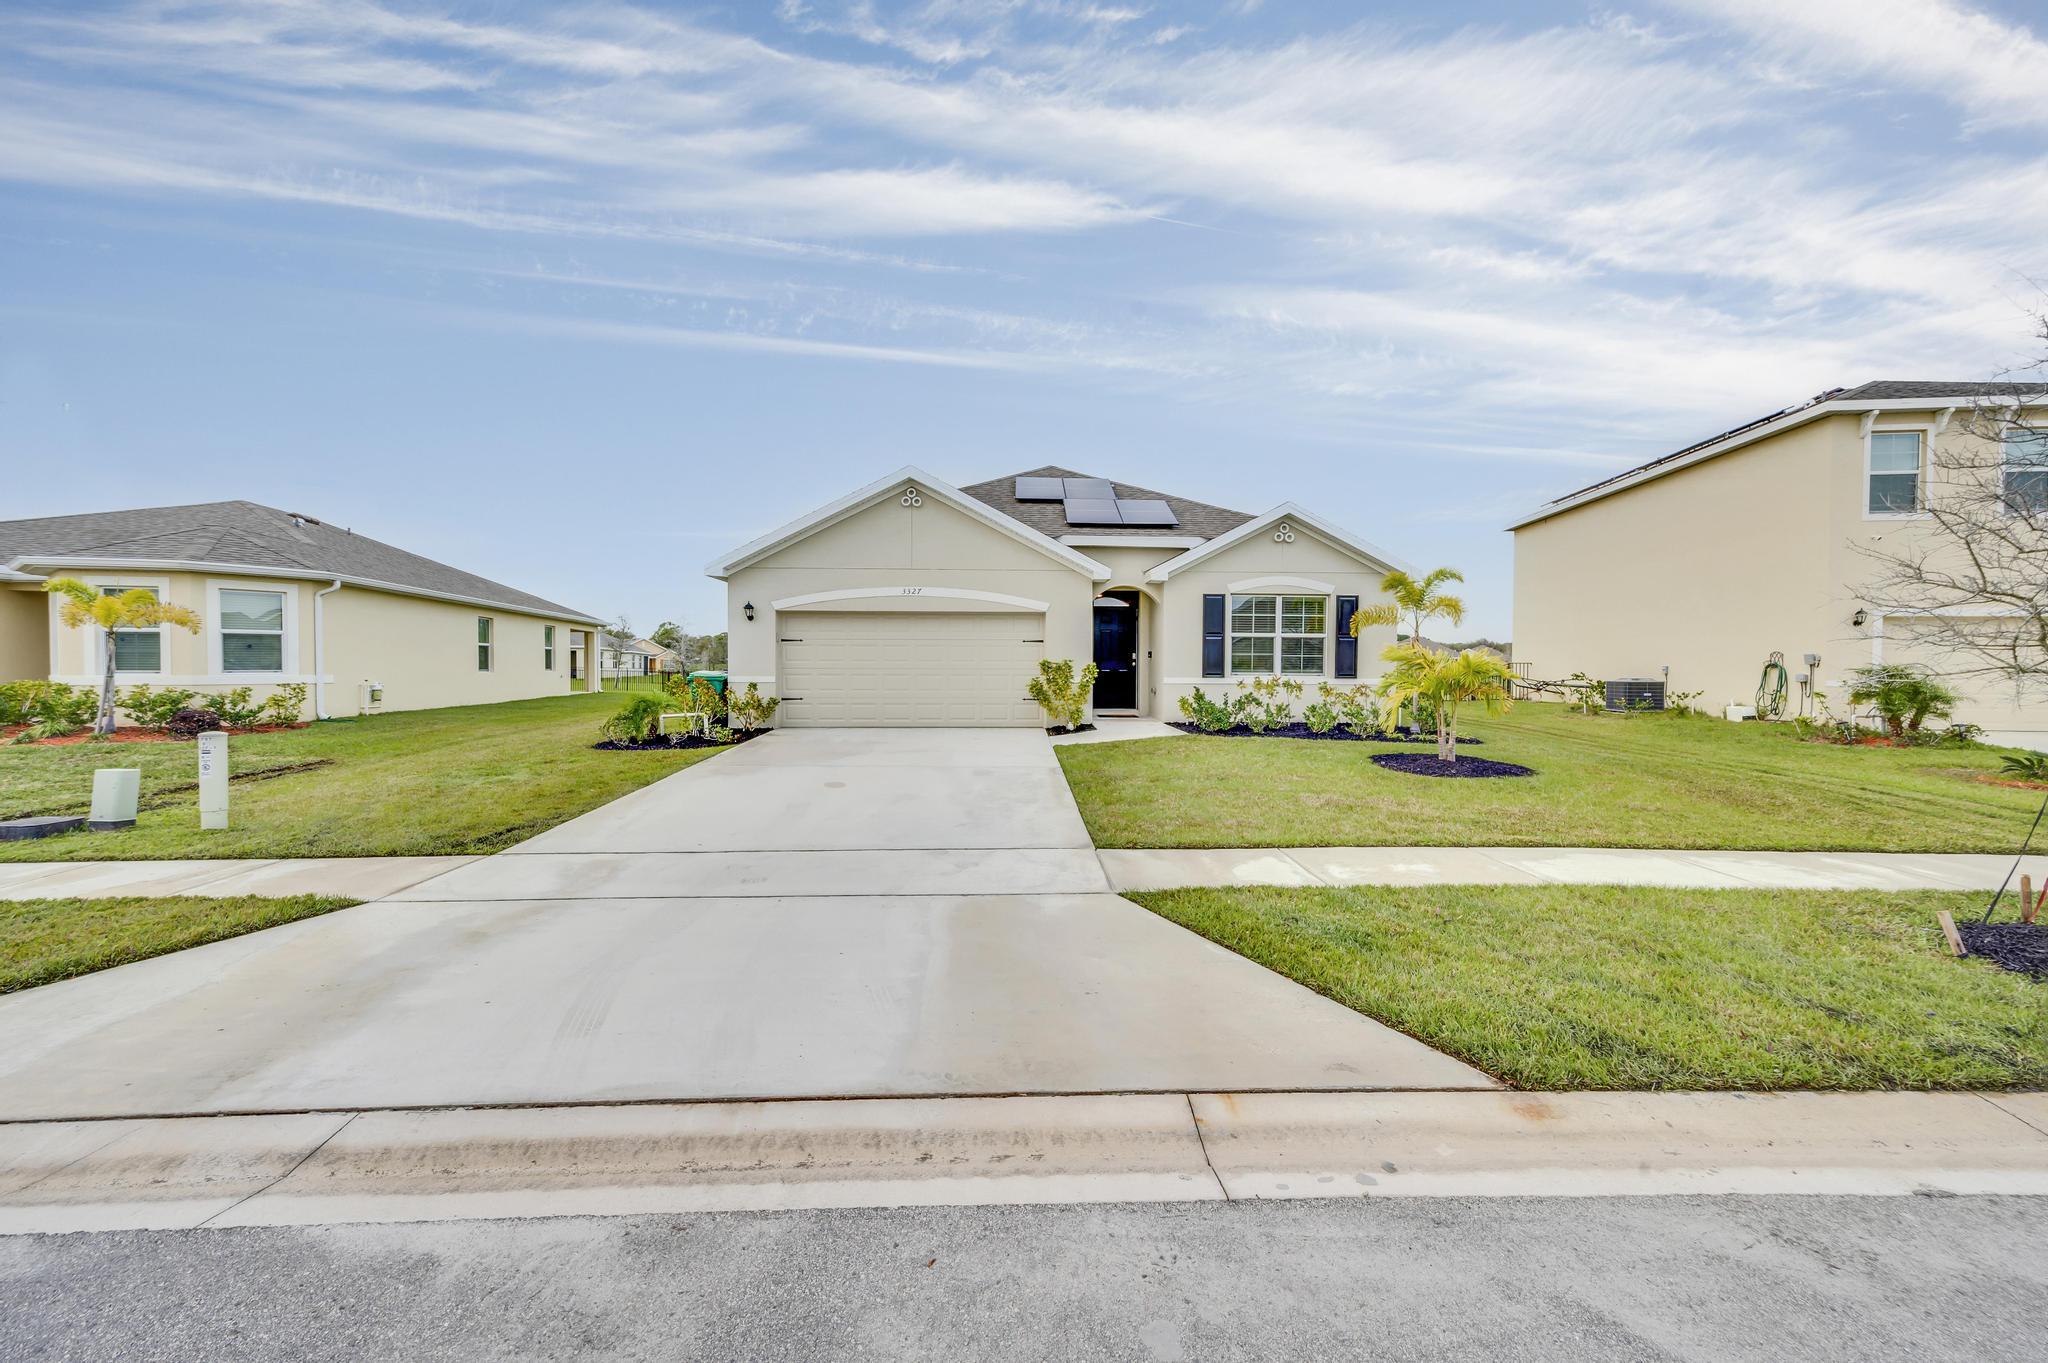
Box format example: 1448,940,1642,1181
0,730,1489,1122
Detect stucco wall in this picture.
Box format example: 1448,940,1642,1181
0,587,46,683
30,569,581,720
723,490,1097,700
1513,407,2048,739
1153,523,1401,717
1512,415,1838,712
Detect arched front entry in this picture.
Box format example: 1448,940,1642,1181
1092,588,1144,712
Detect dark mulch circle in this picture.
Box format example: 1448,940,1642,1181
1047,724,1096,735
1169,722,1480,745
1370,752,1533,779
596,727,769,752
1958,921,2048,979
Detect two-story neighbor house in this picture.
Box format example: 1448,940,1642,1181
1,500,607,720
1510,381,2048,747
708,466,1410,726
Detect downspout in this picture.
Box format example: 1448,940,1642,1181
313,579,342,719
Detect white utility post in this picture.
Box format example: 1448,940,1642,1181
198,730,229,830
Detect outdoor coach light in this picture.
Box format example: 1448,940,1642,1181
743,601,756,622
1851,608,1868,627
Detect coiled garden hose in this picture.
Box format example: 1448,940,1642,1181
1756,652,1790,720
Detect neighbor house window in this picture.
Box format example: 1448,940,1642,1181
1867,431,1922,515
1230,594,1328,675
99,585,161,673
543,625,556,670
477,617,494,671
2003,428,2048,515
219,589,286,673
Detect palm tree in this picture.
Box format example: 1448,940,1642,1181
1375,641,1515,762
1351,567,1466,730
45,578,202,736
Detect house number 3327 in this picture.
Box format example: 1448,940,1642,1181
899,587,923,595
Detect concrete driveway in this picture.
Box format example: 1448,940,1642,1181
0,730,1488,1120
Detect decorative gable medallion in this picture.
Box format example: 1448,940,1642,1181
900,486,924,508
1272,523,1296,543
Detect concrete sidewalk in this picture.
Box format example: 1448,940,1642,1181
0,856,478,902
2,1089,2043,1235
1100,846,2043,892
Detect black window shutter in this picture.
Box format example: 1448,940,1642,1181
1334,595,1359,679
1201,594,1226,677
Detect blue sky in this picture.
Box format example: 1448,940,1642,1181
4,0,2046,640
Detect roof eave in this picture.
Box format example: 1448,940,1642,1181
1504,392,2048,531
7,555,606,626
1147,504,1414,582
705,465,1112,582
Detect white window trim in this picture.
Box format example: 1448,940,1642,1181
543,624,556,671
208,579,299,678
1227,592,1332,678
2000,424,2048,517
87,575,172,679
1864,424,1931,521
477,616,494,672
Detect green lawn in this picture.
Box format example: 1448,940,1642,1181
1,894,358,993
1135,884,2048,1090
0,693,722,861
1060,703,2045,851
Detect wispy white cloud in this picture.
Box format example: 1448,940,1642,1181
1661,0,2048,128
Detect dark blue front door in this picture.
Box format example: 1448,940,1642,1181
1093,595,1138,710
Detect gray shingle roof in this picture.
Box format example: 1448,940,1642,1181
959,465,1253,540
0,500,600,622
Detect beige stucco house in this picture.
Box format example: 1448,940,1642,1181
1510,381,2048,747
708,465,1411,727
0,501,607,720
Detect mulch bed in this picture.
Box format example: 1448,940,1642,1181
1169,722,1480,745
1047,724,1096,735
1370,752,1534,779
595,728,768,752
1958,921,2048,979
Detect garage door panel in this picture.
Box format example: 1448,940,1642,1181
779,612,1045,727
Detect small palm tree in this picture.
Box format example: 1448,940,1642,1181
45,578,202,736
1351,567,1465,730
1375,641,1515,762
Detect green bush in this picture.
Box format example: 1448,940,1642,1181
1316,682,1379,737
725,682,781,733
0,681,97,733
1026,659,1096,730
1178,686,1239,732
120,684,201,732
1847,664,1960,739
197,687,267,730
261,683,309,726
2000,751,2048,783
661,674,727,724
1303,700,1339,734
1239,677,1299,734
602,693,666,744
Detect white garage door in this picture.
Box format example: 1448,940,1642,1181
778,612,1045,727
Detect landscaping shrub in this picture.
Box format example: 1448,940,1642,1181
725,682,781,732
602,693,667,744
1302,700,1340,734
1238,676,1299,734
1027,659,1096,731
2001,751,2048,783
1847,664,1960,739
168,708,217,739
661,674,726,725
1177,686,1240,733
1319,681,1379,737
260,683,309,727
1,681,97,735
120,684,201,732
196,687,268,731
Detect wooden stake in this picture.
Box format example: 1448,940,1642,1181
1937,911,1968,957
2026,886,2042,925
2023,875,2033,912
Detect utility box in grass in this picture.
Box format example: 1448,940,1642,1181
88,768,140,831
1604,678,1666,712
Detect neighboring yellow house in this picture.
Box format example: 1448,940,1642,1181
1510,381,2048,747
709,465,1410,726
0,500,608,721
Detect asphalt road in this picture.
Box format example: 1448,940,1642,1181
3,1196,2042,1361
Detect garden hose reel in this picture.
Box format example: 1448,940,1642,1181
1756,652,1790,720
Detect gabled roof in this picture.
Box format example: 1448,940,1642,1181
1149,504,1413,580
0,500,602,623
959,465,1254,541
706,466,1112,581
1509,380,2048,530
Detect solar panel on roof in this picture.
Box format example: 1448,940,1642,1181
1114,499,1178,527
1061,478,1115,500
1013,477,1065,501
1063,497,1124,525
